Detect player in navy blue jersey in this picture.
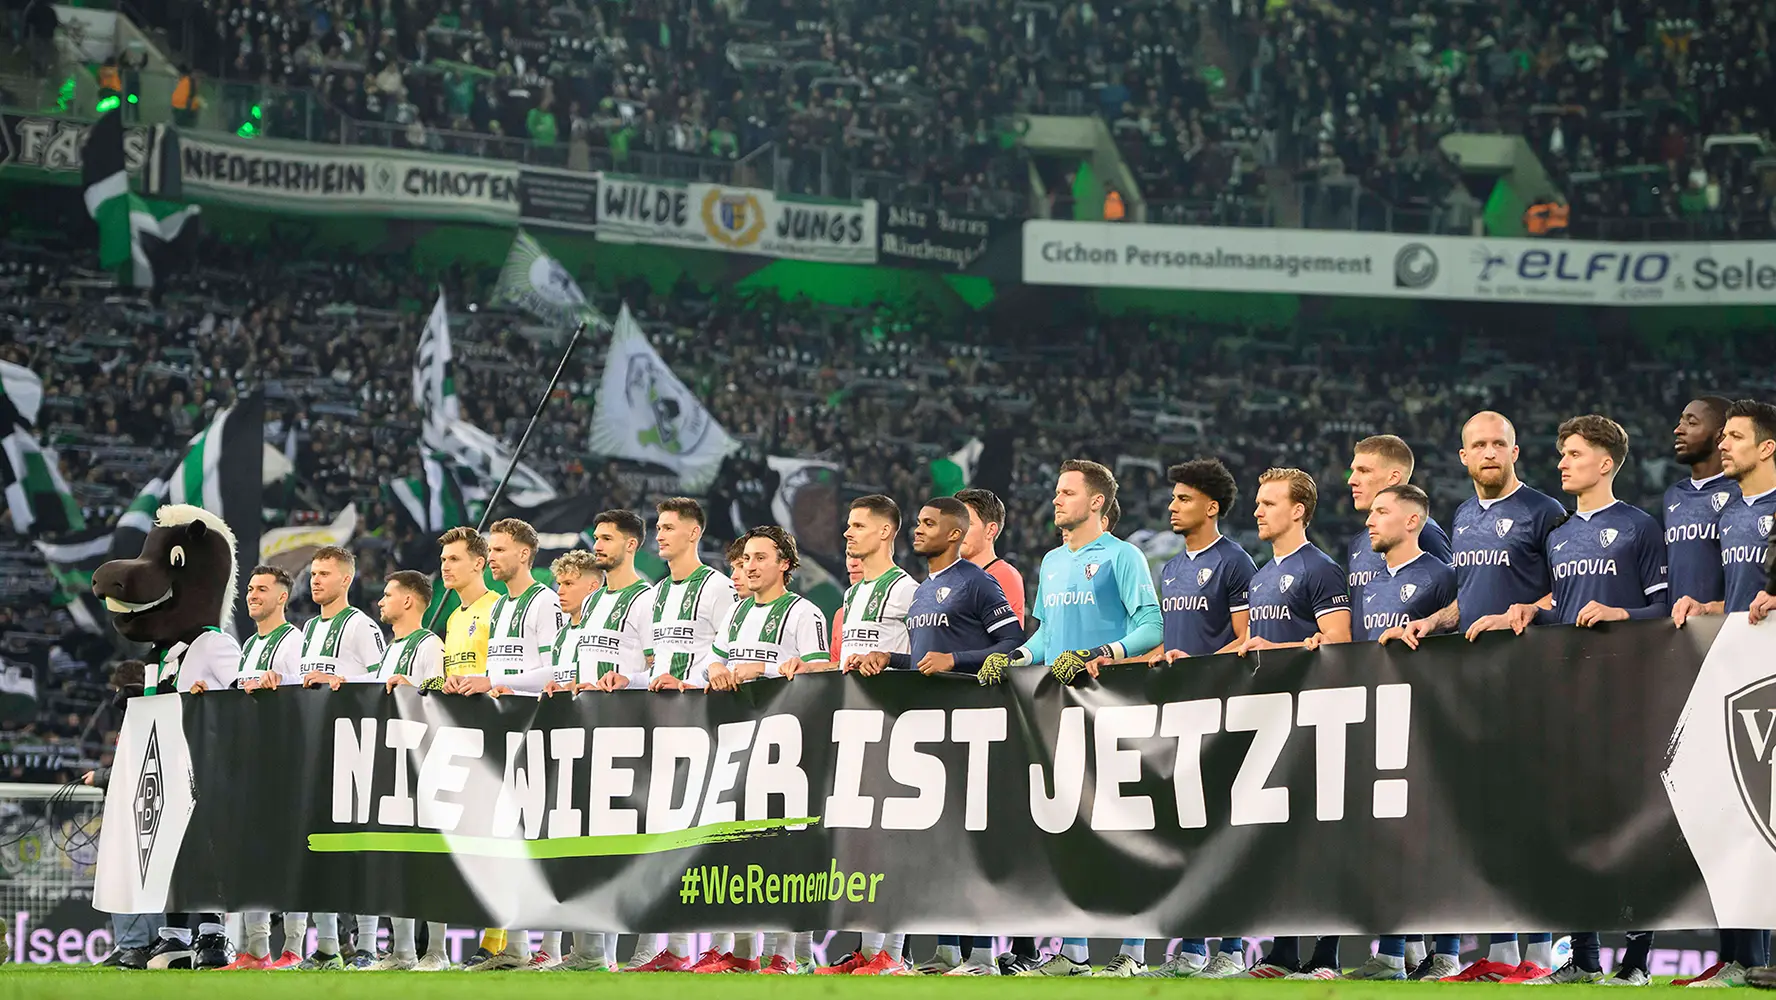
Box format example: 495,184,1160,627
1667,398,1776,987
1664,397,1736,611
1376,413,1566,982
1383,412,1566,650
879,498,1023,676
1345,436,1451,624
1149,458,1255,663
1344,485,1456,646
1471,415,1667,986
1237,468,1351,661
1230,468,1348,981
1133,458,1256,980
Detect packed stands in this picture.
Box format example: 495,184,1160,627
1235,0,1776,238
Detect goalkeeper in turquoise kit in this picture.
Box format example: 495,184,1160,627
981,459,1162,688
979,459,1163,976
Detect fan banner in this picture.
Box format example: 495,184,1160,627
95,617,1776,935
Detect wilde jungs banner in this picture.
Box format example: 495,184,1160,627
594,174,878,264
95,617,1776,935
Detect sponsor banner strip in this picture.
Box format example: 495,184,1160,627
1023,219,1776,305
96,618,1776,934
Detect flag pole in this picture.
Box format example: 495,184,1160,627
474,319,591,533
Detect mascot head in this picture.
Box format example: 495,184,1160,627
91,504,239,645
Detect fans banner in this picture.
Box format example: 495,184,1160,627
595,175,878,264
877,205,1007,273
95,618,1776,934
177,133,518,223
1023,220,1776,306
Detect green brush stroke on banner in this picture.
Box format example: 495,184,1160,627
307,815,822,858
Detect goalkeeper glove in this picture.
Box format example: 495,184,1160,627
1050,645,1116,684
978,652,1010,686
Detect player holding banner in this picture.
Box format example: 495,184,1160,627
979,459,1162,977
365,571,449,971
1138,459,1255,979
221,566,303,971
816,496,920,976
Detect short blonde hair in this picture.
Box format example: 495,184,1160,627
550,549,598,580
1258,467,1319,525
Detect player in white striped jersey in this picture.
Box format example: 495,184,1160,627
220,565,305,971
235,565,300,693
646,497,736,692
820,497,919,976
363,570,450,971
448,518,565,698
708,526,828,975
282,547,385,969
538,550,602,694
576,510,653,692
712,527,831,689
444,519,563,970
836,495,917,680
373,571,445,688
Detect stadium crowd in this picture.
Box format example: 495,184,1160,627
1235,0,1776,236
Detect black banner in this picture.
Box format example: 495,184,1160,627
518,167,599,233
96,618,1776,936
876,205,1008,274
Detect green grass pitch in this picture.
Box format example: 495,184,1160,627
0,966,1702,1000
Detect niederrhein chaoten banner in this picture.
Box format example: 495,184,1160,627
96,617,1776,936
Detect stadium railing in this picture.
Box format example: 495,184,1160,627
0,782,104,928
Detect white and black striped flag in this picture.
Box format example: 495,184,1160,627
0,360,86,535
81,110,200,289
111,393,264,635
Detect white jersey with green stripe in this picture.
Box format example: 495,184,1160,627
840,566,918,658
372,628,444,684
646,563,737,687
713,592,830,679
573,580,654,685
545,595,597,687
236,621,302,685
297,606,385,678
484,581,565,681
148,628,242,695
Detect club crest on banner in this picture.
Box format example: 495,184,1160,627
1727,675,1776,852
1197,567,1213,587
1495,518,1514,537
1600,528,1619,548
135,723,165,883
703,188,765,249
527,254,586,307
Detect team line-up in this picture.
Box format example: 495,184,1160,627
119,400,1776,985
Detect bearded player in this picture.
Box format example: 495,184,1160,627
980,460,1161,978
1471,415,1667,986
